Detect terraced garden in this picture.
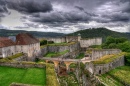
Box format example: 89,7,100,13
0,66,46,86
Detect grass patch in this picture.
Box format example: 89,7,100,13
44,50,69,57
0,66,46,86
98,66,130,86
7,53,24,60
76,53,85,59
38,61,60,86
92,52,125,64
89,45,102,49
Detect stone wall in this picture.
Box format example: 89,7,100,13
48,42,80,52
1,46,16,58
80,38,102,48
46,37,66,43
41,42,80,57
16,43,41,61
13,55,27,61
45,36,78,43
0,61,46,68
92,49,121,60
41,46,48,56
86,55,124,75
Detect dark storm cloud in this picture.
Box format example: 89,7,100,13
30,11,90,23
5,0,53,14
0,0,130,32
0,0,9,21
75,6,84,11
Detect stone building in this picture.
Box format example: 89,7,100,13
0,33,41,60
0,37,15,58
16,33,41,60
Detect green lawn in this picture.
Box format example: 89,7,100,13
98,66,130,86
76,53,85,59
0,66,46,86
44,50,69,57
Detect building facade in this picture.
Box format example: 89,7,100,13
0,33,41,60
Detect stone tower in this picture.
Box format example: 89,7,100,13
78,33,81,41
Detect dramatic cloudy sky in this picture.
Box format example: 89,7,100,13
0,0,130,33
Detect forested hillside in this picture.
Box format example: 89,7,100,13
0,29,65,37
68,28,130,42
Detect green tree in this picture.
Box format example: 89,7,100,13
118,41,130,52
105,36,116,45
40,40,47,46
108,43,117,49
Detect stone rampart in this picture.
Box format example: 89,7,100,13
41,42,80,57
87,55,124,75
92,49,121,60
0,61,46,68
80,38,102,48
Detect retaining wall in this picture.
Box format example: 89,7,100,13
41,42,80,57
92,49,121,60
80,38,102,48
0,61,46,68
86,55,124,75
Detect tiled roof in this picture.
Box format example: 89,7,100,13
16,33,39,45
0,37,15,48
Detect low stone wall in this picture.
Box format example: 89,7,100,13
0,61,46,68
92,49,121,60
13,56,27,61
87,55,124,75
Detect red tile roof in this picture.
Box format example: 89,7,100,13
0,37,15,48
16,33,39,45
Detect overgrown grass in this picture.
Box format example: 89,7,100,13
7,53,24,60
44,50,69,57
76,53,85,59
92,52,125,64
98,74,124,86
59,73,79,86
40,45,47,48
89,45,102,49
0,66,46,86
98,66,130,86
38,61,60,86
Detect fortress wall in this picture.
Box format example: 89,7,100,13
47,42,80,52
80,38,102,48
65,36,78,43
46,37,66,43
41,42,80,58
0,61,46,68
41,46,48,56
94,56,124,74
92,49,121,60
86,55,124,75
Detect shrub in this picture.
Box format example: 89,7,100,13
40,40,47,46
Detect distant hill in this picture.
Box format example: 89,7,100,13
68,28,130,42
0,29,65,38
1,28,130,42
